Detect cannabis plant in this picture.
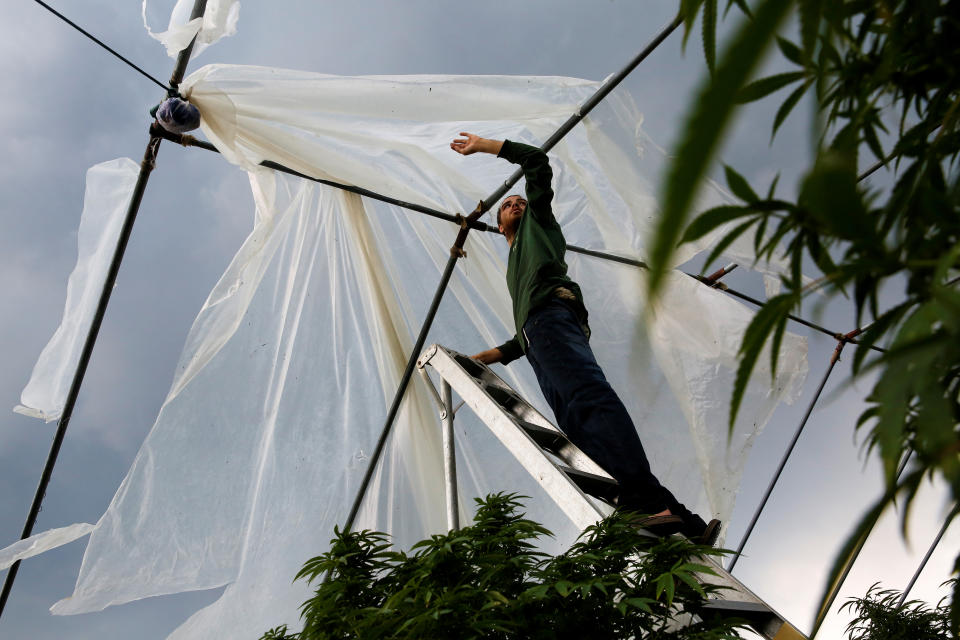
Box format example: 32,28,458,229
842,583,953,640
261,494,745,640
650,1,960,632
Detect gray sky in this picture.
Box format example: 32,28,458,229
0,1,955,638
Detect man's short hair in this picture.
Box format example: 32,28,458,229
497,194,523,227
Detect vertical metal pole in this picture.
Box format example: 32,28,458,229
0,0,208,622
441,381,460,531
728,340,845,572
896,509,956,607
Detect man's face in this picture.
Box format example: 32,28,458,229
498,195,527,234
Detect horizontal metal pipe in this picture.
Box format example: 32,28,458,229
156,124,887,356
150,125,496,232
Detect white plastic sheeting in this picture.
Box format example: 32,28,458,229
143,0,239,60
15,158,140,422
0,524,95,571
45,69,807,636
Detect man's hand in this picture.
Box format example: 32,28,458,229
451,132,503,156
471,347,504,365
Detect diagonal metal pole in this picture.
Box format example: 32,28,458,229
727,338,845,572
896,507,957,607
812,451,915,636
342,14,684,533
0,0,208,622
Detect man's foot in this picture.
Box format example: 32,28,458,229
696,519,722,547
630,513,684,537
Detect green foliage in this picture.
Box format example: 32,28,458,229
655,0,960,634
261,494,745,640
649,0,794,295
842,582,954,640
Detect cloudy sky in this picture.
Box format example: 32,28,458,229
0,1,955,638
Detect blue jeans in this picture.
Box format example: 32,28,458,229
523,300,706,535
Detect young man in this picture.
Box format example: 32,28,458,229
450,132,719,543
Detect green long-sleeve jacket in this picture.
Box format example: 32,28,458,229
494,140,588,365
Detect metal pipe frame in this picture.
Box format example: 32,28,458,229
0,0,209,622
153,124,885,355
341,14,685,533
897,508,956,607
441,381,460,531
3,3,934,636
727,339,846,573
812,451,915,636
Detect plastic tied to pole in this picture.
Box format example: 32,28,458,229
156,97,201,133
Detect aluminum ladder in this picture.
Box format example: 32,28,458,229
417,343,805,640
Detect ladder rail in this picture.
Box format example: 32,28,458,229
417,343,807,640
418,345,613,530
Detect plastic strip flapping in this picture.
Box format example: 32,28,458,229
0,524,95,571
48,69,807,637
15,158,140,422
142,0,239,60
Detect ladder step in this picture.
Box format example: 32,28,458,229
516,420,568,453
483,383,521,411
700,601,804,639
453,353,487,380
556,463,619,502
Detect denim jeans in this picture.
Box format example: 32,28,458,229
523,300,706,536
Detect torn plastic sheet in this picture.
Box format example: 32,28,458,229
0,523,95,571
15,158,140,422
143,0,239,60
46,71,806,637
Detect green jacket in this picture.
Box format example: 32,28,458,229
494,140,588,365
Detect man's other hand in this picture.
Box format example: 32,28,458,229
451,132,503,156
471,348,503,365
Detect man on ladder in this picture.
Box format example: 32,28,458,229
451,132,719,544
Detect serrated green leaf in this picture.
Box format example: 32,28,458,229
776,36,803,65
737,71,806,104
680,205,754,244
681,0,705,51
766,173,781,199
772,80,811,140
799,149,868,240
655,574,676,605
725,0,752,18
702,218,757,272
724,165,760,202
702,0,717,74
799,0,823,61
730,293,796,429
753,213,770,255
649,0,795,298
675,570,707,596
851,302,911,373
625,597,655,613
863,123,885,165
